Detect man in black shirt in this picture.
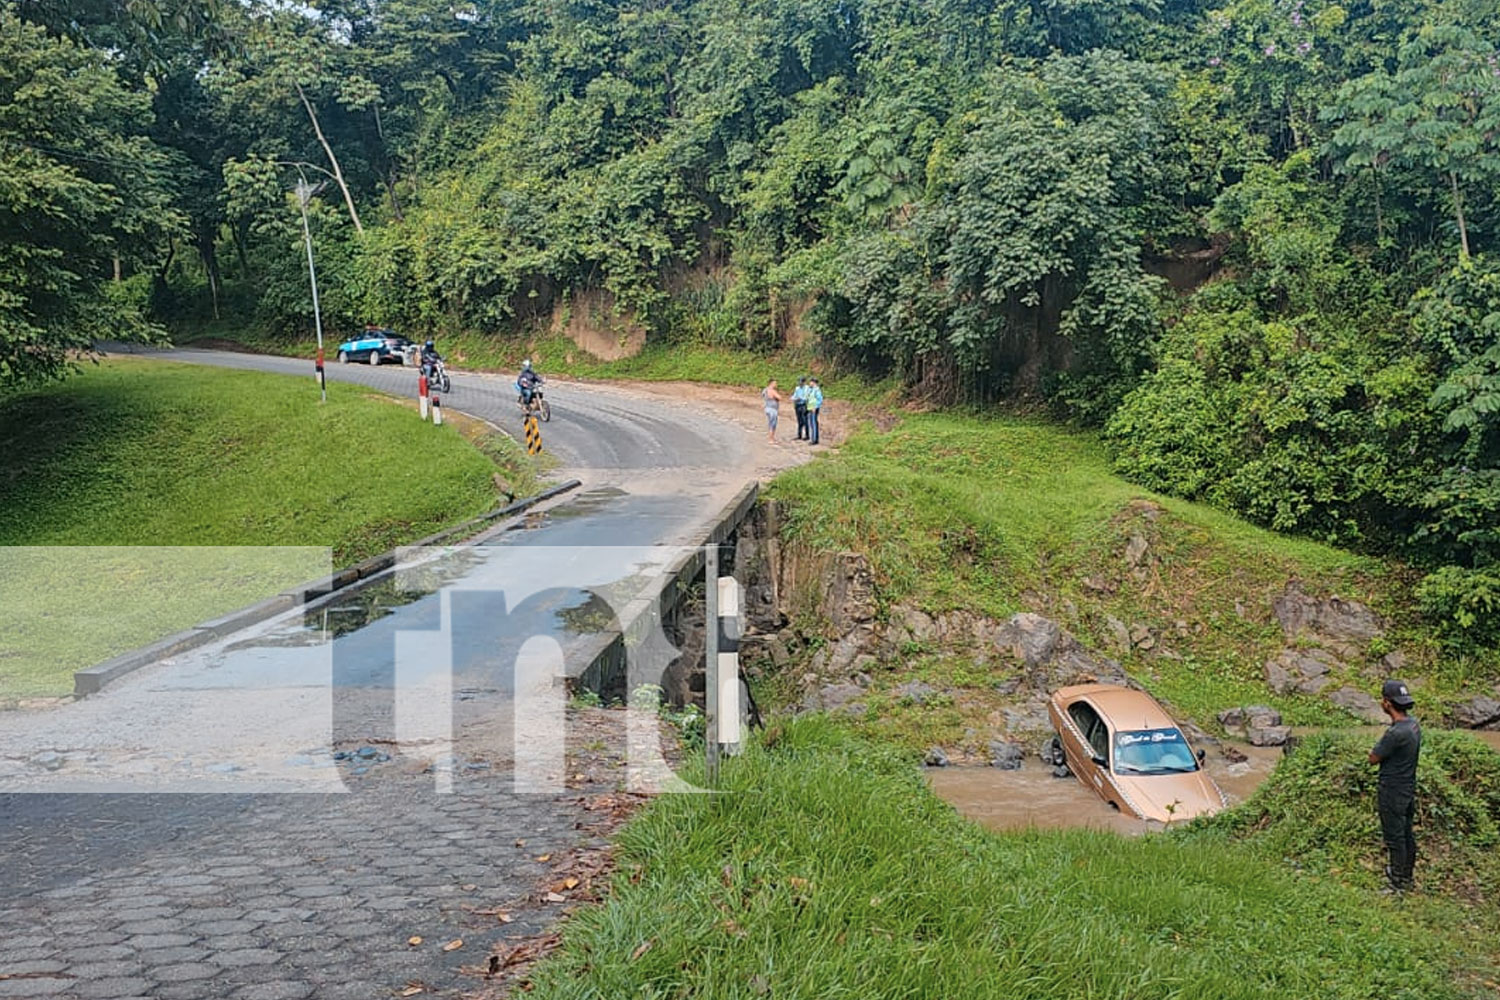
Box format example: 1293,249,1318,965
1368,679,1421,893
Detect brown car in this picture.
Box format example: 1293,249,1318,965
1045,683,1226,824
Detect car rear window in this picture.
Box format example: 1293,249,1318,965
1114,728,1198,774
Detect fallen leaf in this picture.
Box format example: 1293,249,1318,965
562,877,579,890
630,939,654,961
720,864,733,887
787,877,809,890
573,773,587,781
536,853,552,862
400,987,424,997
497,912,514,924
461,884,477,891
515,839,526,848
442,939,464,952
544,891,566,903
407,936,423,947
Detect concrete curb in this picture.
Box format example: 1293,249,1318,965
574,482,760,699
72,479,583,697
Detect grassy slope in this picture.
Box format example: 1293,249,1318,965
763,412,1496,744
526,720,1483,1000
0,359,531,697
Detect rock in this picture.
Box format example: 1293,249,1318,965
851,654,877,674
992,675,1024,696
1380,649,1406,673
1217,707,1246,729
1247,708,1283,729
1450,696,1500,730
1052,765,1071,778
1246,725,1291,747
1082,575,1115,594
990,613,1129,690
989,740,1025,770
332,750,351,761
356,746,380,760
826,628,877,677
891,606,939,645
29,751,65,772
825,552,877,631
1222,745,1249,764
1124,534,1150,567
1329,686,1387,725
1104,616,1132,653
894,680,938,705
1264,648,1338,695
1002,701,1050,733
853,672,874,689
924,747,950,768
1272,581,1383,650
804,683,866,716
764,636,791,669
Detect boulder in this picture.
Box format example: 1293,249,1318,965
1002,700,1051,733
1273,581,1383,651
894,680,939,705
803,682,866,716
1450,696,1500,730
924,747,950,768
890,606,939,645
1329,686,1387,725
1264,648,1338,696
1247,724,1291,747
1124,534,1151,567
989,740,1025,770
825,552,877,632
826,627,878,677
990,613,1129,690
1103,616,1132,653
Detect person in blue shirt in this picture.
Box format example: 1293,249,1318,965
806,378,824,445
791,377,809,440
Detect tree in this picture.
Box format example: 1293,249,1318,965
0,9,182,388
1327,23,1500,263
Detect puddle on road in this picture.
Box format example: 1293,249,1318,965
498,487,629,534
931,727,1498,836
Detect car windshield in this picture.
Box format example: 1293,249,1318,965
1113,728,1198,774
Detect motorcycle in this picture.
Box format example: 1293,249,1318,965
423,358,452,394
516,380,550,422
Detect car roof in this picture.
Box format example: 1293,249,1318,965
1054,683,1178,731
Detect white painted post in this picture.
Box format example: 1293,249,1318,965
717,575,742,754
432,393,443,426
705,544,719,784
418,373,429,420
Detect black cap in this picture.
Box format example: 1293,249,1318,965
798,377,806,384
1382,679,1414,708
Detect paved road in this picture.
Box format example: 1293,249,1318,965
0,349,751,998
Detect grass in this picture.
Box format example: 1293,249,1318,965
177,324,896,403
524,719,1486,1000
0,359,533,698
761,412,1494,742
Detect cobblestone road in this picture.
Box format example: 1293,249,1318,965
0,757,633,999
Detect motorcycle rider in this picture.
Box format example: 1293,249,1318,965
516,359,543,409
419,339,443,381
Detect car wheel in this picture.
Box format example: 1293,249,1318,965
338,350,349,364
368,349,381,365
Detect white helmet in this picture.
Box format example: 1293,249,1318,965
521,359,532,370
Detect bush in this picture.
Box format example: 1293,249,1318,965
1416,565,1500,649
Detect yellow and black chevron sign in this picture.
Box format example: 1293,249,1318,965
524,414,542,455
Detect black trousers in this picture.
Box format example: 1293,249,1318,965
794,402,808,439
1378,790,1416,887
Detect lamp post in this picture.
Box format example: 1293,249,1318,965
294,170,327,403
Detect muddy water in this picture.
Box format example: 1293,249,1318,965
930,727,1499,836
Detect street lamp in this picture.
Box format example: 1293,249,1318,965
294,170,327,403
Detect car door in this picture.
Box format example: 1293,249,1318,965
1065,700,1111,799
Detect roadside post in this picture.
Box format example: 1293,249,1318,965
524,414,542,455
432,392,443,426
717,572,742,756
418,373,429,420
705,545,719,784
293,172,327,404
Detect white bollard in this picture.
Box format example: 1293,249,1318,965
432,394,442,425
418,373,429,420
717,575,742,752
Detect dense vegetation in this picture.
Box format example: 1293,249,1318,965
5,0,1499,638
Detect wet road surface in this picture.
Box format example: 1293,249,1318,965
1,350,755,997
